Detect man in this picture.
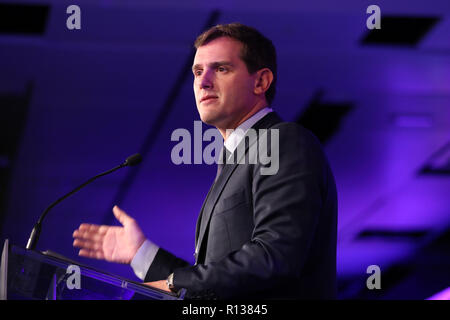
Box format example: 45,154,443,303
73,23,338,299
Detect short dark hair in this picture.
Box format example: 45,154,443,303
194,23,277,105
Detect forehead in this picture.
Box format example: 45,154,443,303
193,37,243,65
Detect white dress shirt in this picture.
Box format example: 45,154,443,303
130,107,274,280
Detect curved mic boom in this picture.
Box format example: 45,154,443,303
25,153,142,250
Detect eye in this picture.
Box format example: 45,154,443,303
194,69,202,77
217,66,227,73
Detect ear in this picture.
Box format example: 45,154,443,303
253,68,274,96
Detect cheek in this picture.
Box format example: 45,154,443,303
232,79,254,101
193,80,198,91
193,83,200,100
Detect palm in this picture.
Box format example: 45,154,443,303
103,223,142,263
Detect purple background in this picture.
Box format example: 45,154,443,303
0,0,449,299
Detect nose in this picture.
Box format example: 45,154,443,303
198,69,214,89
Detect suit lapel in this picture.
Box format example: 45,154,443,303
194,180,215,243
194,112,283,263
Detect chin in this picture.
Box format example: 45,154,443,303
198,109,217,126
200,115,217,127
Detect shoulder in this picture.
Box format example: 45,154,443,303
269,121,323,151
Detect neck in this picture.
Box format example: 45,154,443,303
218,101,268,140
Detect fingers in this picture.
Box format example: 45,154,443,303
73,224,108,240
72,223,111,261
143,280,171,293
112,205,133,226
78,223,108,234
78,249,105,260
73,238,102,251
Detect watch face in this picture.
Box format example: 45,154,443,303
168,273,174,288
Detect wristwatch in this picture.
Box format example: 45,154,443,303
166,273,176,292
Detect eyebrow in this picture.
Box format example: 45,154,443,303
192,61,234,72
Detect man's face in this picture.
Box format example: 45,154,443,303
192,37,258,130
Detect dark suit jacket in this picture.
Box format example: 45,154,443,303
144,112,338,299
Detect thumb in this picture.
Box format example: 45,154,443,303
112,205,133,226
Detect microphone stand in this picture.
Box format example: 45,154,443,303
26,154,141,250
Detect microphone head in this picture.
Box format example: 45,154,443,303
124,153,142,167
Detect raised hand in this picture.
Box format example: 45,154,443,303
72,205,146,264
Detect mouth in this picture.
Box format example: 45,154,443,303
200,96,218,104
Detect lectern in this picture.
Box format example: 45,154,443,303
0,239,185,300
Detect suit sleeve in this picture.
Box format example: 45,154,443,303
171,123,330,299
143,247,191,282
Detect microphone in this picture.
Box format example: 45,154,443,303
123,153,142,167
25,153,142,250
